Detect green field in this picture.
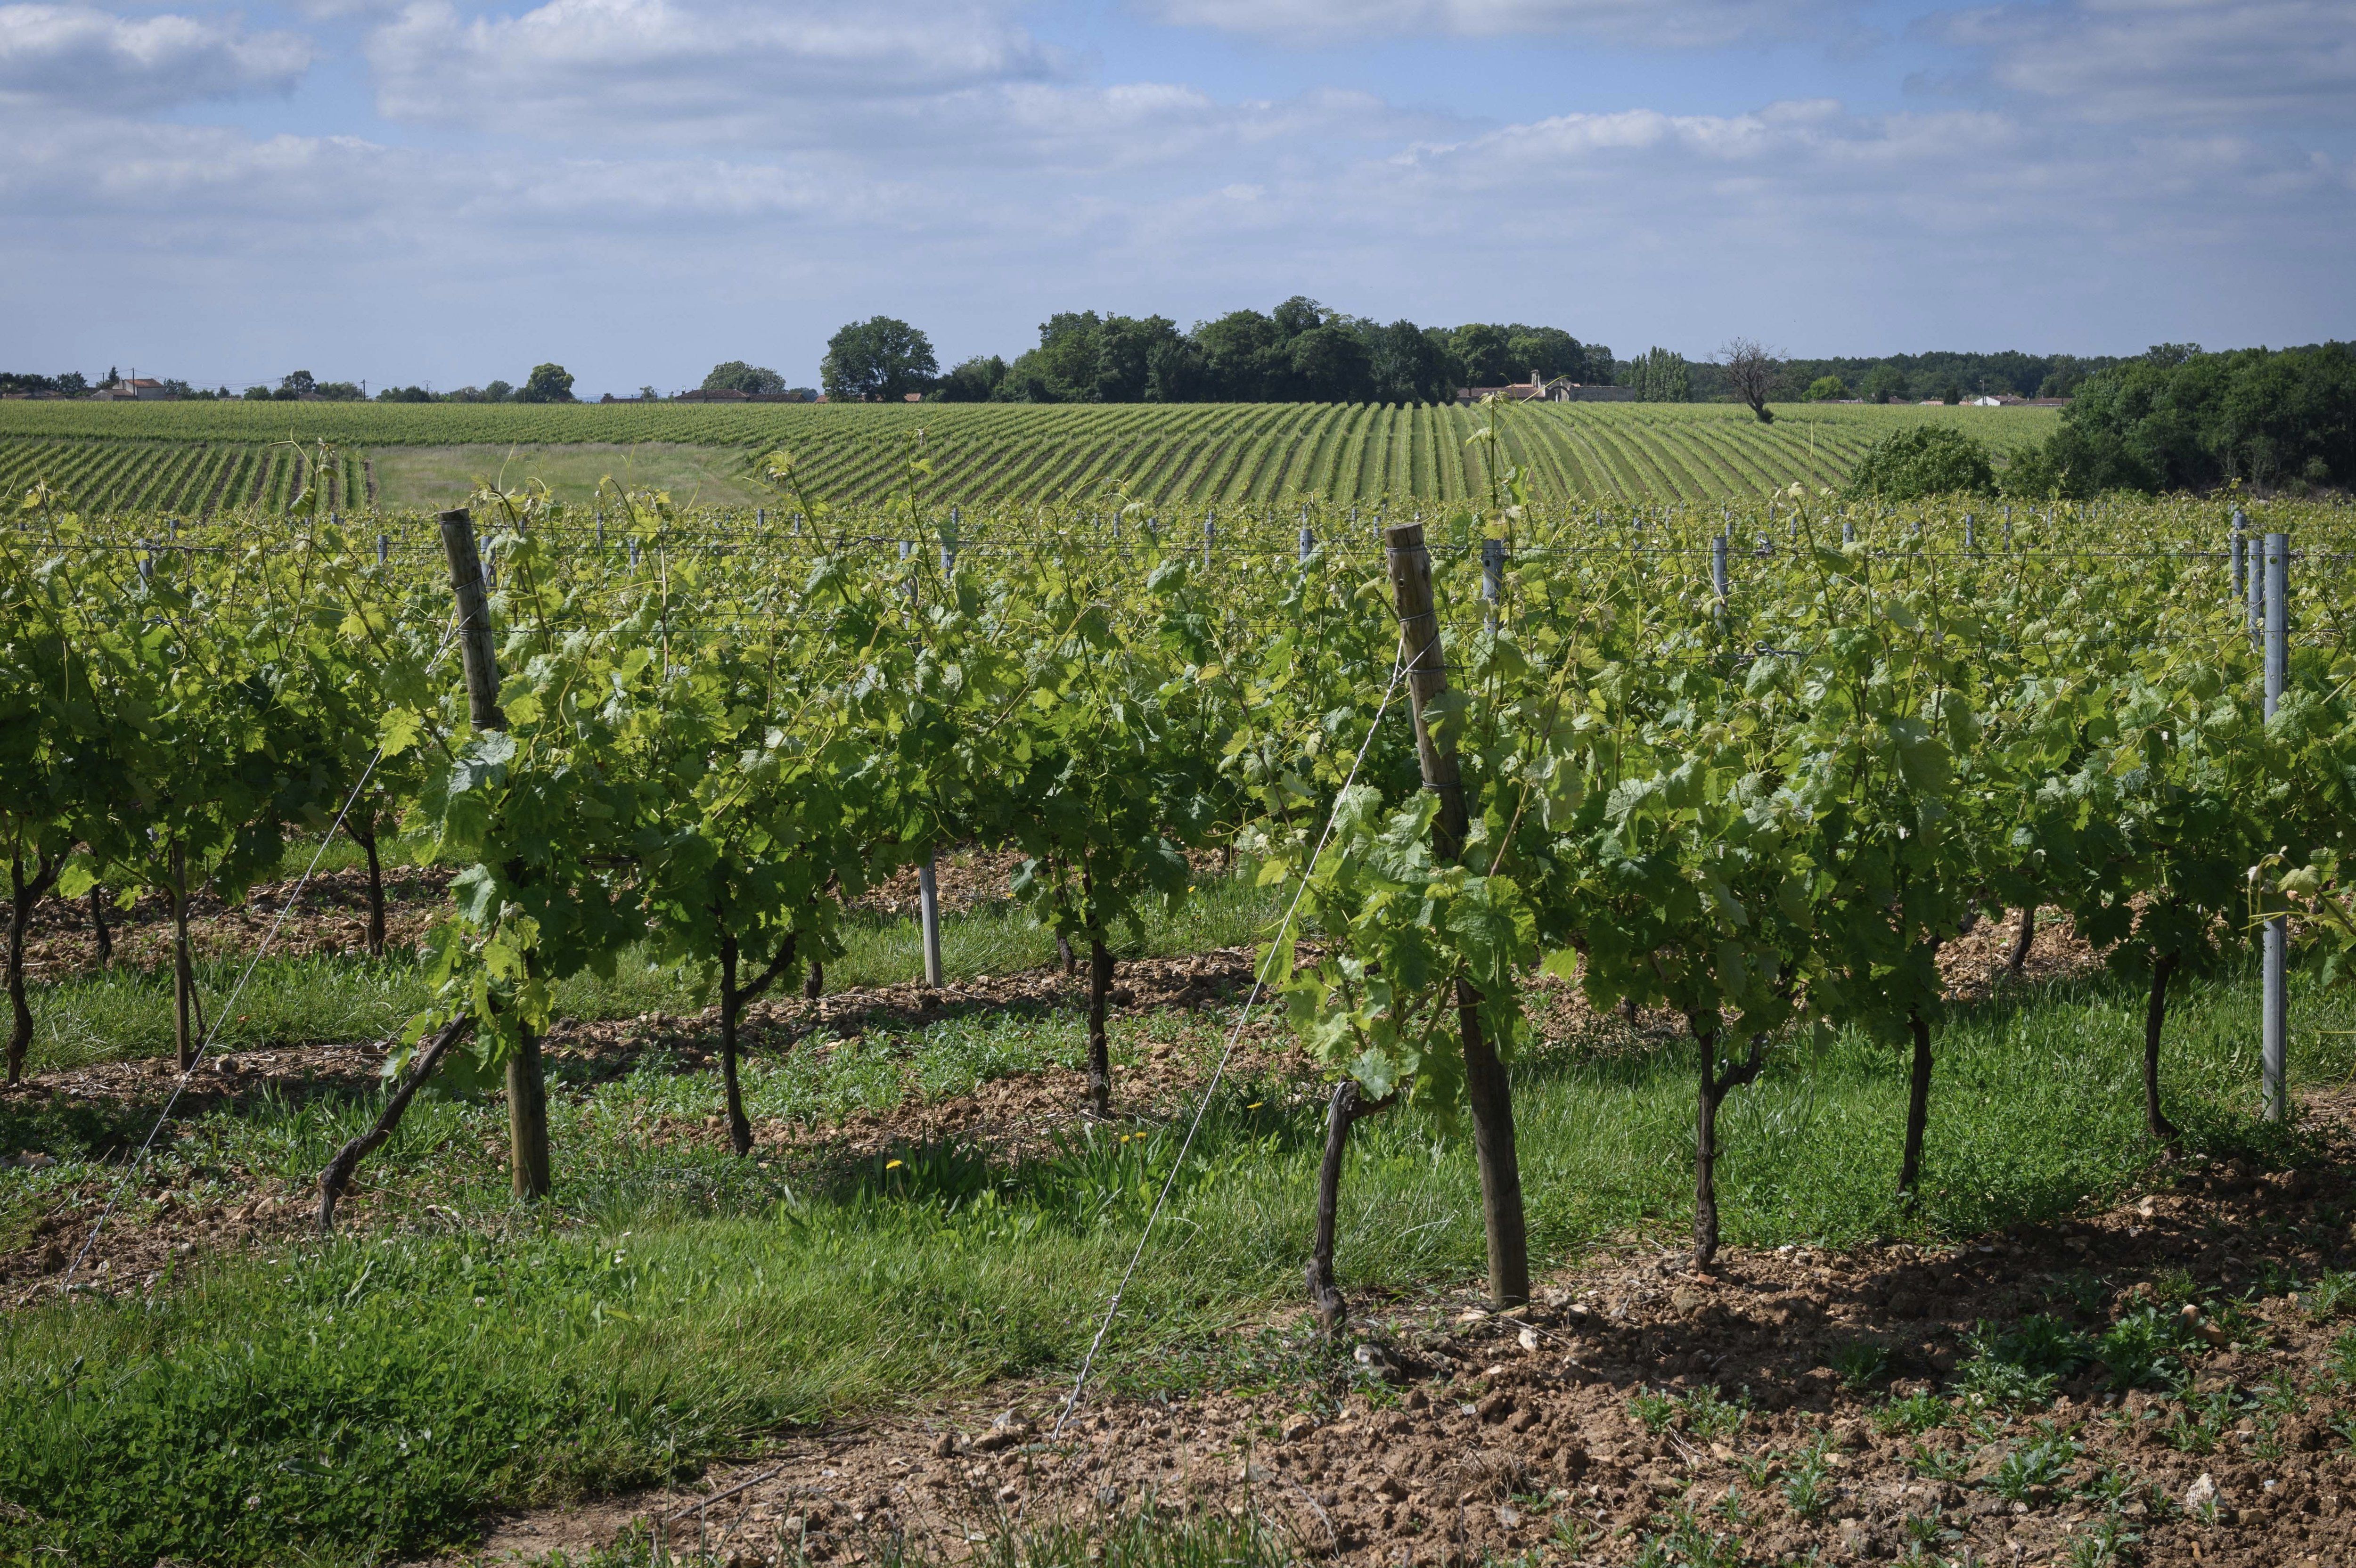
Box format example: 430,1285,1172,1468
0,398,2059,512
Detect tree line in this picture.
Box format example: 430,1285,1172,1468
1841,343,2356,500
819,300,1619,405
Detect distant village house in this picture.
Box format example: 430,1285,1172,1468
1456,372,1632,404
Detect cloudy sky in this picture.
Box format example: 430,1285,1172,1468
3,0,2351,394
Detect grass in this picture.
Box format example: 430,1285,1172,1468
24,872,1282,1075
3,956,2352,1564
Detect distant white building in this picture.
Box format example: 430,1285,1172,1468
90,378,174,401
1457,372,1633,404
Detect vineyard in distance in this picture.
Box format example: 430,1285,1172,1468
0,396,2060,511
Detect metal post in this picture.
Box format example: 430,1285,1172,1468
1203,506,1215,571
2248,531,2264,650
1481,536,1505,621
1299,516,1315,564
918,858,944,988
1711,533,1729,608
2264,532,2289,1120
944,506,960,575
1963,513,1974,553
1842,521,1855,545
2231,507,2247,598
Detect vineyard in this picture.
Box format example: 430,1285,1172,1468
12,464,2356,1568
0,398,2061,511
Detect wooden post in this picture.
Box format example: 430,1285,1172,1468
1382,522,1530,1308
438,506,550,1198
440,508,505,730
170,842,196,1071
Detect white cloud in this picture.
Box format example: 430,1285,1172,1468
1140,0,1849,47
1926,0,2356,126
366,0,1064,141
0,3,311,104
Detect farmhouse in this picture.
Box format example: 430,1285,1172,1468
89,378,175,401
1456,372,1632,404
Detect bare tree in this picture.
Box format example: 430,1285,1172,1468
1718,338,1782,424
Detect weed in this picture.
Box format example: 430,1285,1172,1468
2151,1267,2201,1307
1633,1502,1746,1568
1734,1451,1779,1489
2252,1370,2307,1416
1551,1514,1603,1560
1628,1385,1749,1441
1873,1389,1950,1437
1908,1443,1971,1482
2046,1270,2111,1318
2096,1305,2199,1391
2334,1325,2356,1384
1953,1315,2093,1409
1781,1438,1833,1520
1680,1386,1752,1443
1826,1339,1890,1391
1989,1433,2081,1503
1630,1389,1681,1435
2305,1269,2356,1322
2061,1512,2138,1568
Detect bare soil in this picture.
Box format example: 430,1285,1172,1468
22,864,452,981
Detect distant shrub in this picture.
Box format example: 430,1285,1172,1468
1842,425,1996,500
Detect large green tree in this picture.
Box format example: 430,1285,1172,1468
819,318,938,401
702,361,785,395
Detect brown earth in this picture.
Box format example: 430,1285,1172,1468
21,864,453,981
437,1095,2356,1568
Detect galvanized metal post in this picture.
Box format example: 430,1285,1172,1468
2230,507,2247,599
2264,532,2289,1120
2248,529,2264,650
1711,532,1729,608
1203,506,1215,571
1481,536,1505,622
1963,513,1975,552
1299,516,1316,564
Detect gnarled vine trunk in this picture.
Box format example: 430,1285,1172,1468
8,850,61,1085
1086,937,1113,1119
2144,949,2180,1144
1898,1012,1935,1201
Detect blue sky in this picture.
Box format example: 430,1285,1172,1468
3,0,2351,396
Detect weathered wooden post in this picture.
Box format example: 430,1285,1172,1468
438,506,551,1199
1382,521,1530,1308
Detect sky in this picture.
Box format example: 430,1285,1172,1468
2,0,2352,396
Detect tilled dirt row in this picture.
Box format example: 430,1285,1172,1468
21,864,453,981
449,1110,2356,1568
15,841,1144,983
